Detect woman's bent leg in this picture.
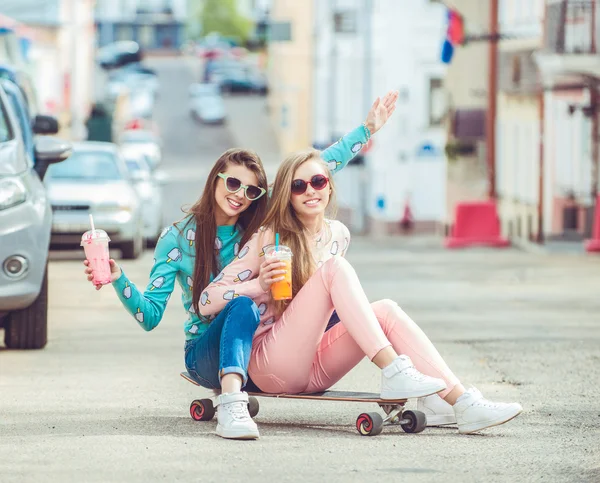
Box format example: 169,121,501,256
250,257,444,398
250,257,391,393
185,296,261,440
185,296,260,390
303,300,460,394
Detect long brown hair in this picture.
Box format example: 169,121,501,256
260,149,337,315
183,149,268,315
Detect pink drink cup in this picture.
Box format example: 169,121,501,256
81,229,112,286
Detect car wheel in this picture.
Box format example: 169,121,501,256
4,266,48,350
121,233,144,260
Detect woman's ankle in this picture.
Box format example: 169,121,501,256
443,384,466,406
220,373,244,394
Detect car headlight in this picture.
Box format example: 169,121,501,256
0,176,27,211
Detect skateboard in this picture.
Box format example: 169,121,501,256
180,371,427,437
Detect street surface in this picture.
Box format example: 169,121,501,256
1,58,599,483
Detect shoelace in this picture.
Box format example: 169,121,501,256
224,401,251,421
465,388,503,409
401,365,428,381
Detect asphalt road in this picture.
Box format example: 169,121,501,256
1,57,599,483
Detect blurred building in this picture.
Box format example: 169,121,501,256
267,0,315,156
268,0,447,234
442,0,490,231
0,0,96,140
535,0,599,243
95,0,187,52
496,0,545,243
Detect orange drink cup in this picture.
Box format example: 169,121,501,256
265,245,292,300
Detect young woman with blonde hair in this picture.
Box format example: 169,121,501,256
199,149,523,435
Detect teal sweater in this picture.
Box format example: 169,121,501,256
112,124,371,340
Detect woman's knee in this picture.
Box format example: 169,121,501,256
226,296,261,327
371,299,401,331
322,256,356,280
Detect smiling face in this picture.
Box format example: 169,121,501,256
214,163,259,225
290,158,331,221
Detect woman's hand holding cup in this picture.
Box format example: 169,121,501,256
83,259,122,290
258,257,287,293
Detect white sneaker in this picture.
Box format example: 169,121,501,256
215,392,260,440
417,394,457,426
380,355,447,400
453,387,523,434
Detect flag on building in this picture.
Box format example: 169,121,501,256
441,8,465,64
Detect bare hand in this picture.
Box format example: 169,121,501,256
83,259,122,291
258,258,287,292
365,90,399,135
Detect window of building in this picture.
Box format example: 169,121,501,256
138,25,154,48
116,24,134,42
428,78,445,126
334,11,357,34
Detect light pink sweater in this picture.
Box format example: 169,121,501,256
198,219,350,339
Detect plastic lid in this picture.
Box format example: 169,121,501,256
265,245,292,257
81,229,111,245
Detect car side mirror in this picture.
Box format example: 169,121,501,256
34,137,72,180
32,114,60,135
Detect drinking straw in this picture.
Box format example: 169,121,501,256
89,214,96,238
275,233,279,251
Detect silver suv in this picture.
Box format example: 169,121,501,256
0,79,71,349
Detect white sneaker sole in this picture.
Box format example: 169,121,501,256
216,425,260,440
424,414,456,427
380,383,446,400
458,406,523,434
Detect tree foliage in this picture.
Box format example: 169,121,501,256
200,0,253,43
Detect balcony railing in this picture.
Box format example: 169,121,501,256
545,0,600,54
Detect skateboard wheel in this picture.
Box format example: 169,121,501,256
247,396,260,418
401,410,427,433
356,412,383,436
190,398,215,421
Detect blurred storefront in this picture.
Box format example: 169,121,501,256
0,0,96,140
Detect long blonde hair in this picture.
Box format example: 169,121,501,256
261,149,337,314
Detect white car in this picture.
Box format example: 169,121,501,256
120,145,163,242
189,83,226,124
45,142,145,260
119,129,162,170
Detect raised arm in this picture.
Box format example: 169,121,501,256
112,227,182,331
198,230,272,316
322,90,399,174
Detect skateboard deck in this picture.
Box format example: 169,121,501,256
180,371,426,436
180,371,407,403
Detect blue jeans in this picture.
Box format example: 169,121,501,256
184,296,260,390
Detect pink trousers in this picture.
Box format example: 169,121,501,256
249,257,460,396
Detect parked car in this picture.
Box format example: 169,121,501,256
189,83,226,124
0,80,71,350
120,144,163,242
209,61,268,95
119,129,162,170
0,64,40,116
98,41,143,70
45,142,145,260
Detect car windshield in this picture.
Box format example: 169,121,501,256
0,100,13,142
47,150,122,181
